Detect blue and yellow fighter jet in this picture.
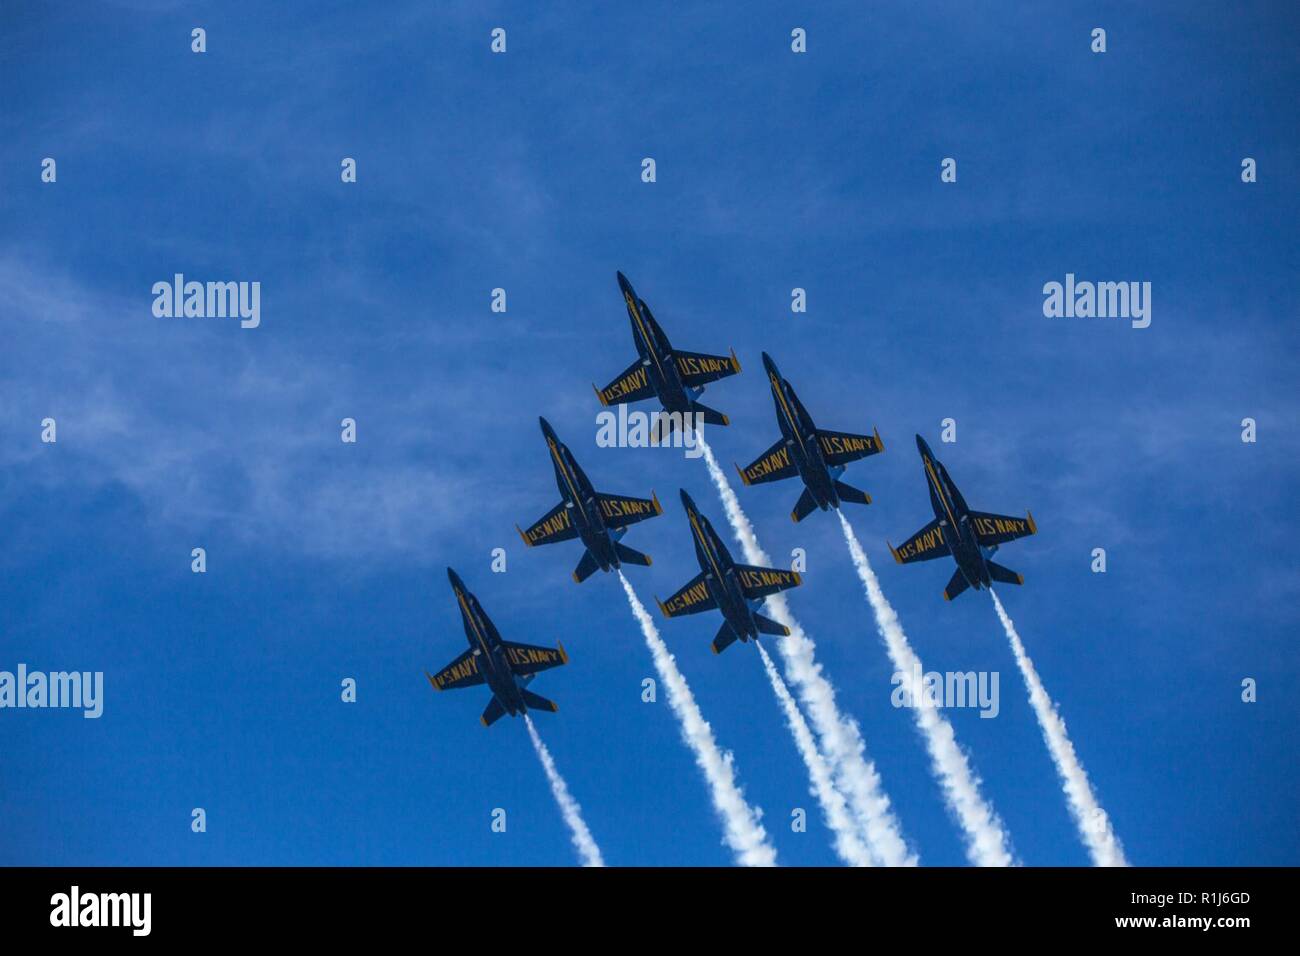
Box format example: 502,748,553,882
656,490,803,654
736,352,884,523
593,271,741,432
517,417,663,583
426,569,569,726
889,436,1037,601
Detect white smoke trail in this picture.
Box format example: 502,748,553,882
618,571,779,867
755,641,875,866
990,590,1128,866
837,512,1015,866
524,715,605,867
698,439,915,866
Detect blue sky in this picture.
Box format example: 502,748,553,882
1,1,1297,866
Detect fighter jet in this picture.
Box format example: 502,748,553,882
426,569,569,726
736,352,884,522
517,417,663,583
889,436,1037,601
593,272,741,434
656,489,802,654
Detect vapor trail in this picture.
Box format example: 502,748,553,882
618,571,779,866
698,439,915,866
837,512,1015,866
755,641,875,866
990,591,1128,866
524,715,605,867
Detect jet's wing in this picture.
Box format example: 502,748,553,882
888,518,950,564
816,428,884,466
674,349,742,389
734,564,802,599
595,360,655,406
737,439,797,486
657,572,718,618
596,491,663,529
501,640,569,676
517,502,580,548
969,511,1037,547
426,650,486,691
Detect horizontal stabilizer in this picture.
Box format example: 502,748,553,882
985,560,1024,586
481,697,508,727
943,569,972,602
791,488,818,523
691,401,730,427
753,613,790,637
520,689,558,714
711,622,740,655
614,542,652,566
572,549,601,584
833,479,871,506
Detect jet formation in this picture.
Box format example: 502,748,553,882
429,273,1039,724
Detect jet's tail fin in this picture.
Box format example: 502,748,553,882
521,689,559,714
943,569,972,602
572,549,601,584
833,479,872,506
711,622,740,655
690,401,731,427
753,613,791,637
481,697,508,727
985,560,1024,586
791,488,819,523
614,542,652,567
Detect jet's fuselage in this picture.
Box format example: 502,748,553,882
916,437,991,592
765,356,839,511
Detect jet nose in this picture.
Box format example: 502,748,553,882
446,567,463,588
915,434,931,456
760,351,779,377
678,488,696,512
616,271,632,291
538,416,555,438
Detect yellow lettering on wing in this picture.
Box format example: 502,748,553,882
677,355,730,378
898,525,945,559
743,446,791,483
604,366,648,402
738,569,792,590
599,497,654,519
437,654,480,687
819,434,875,457
527,507,572,543
665,579,710,613
507,646,559,667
